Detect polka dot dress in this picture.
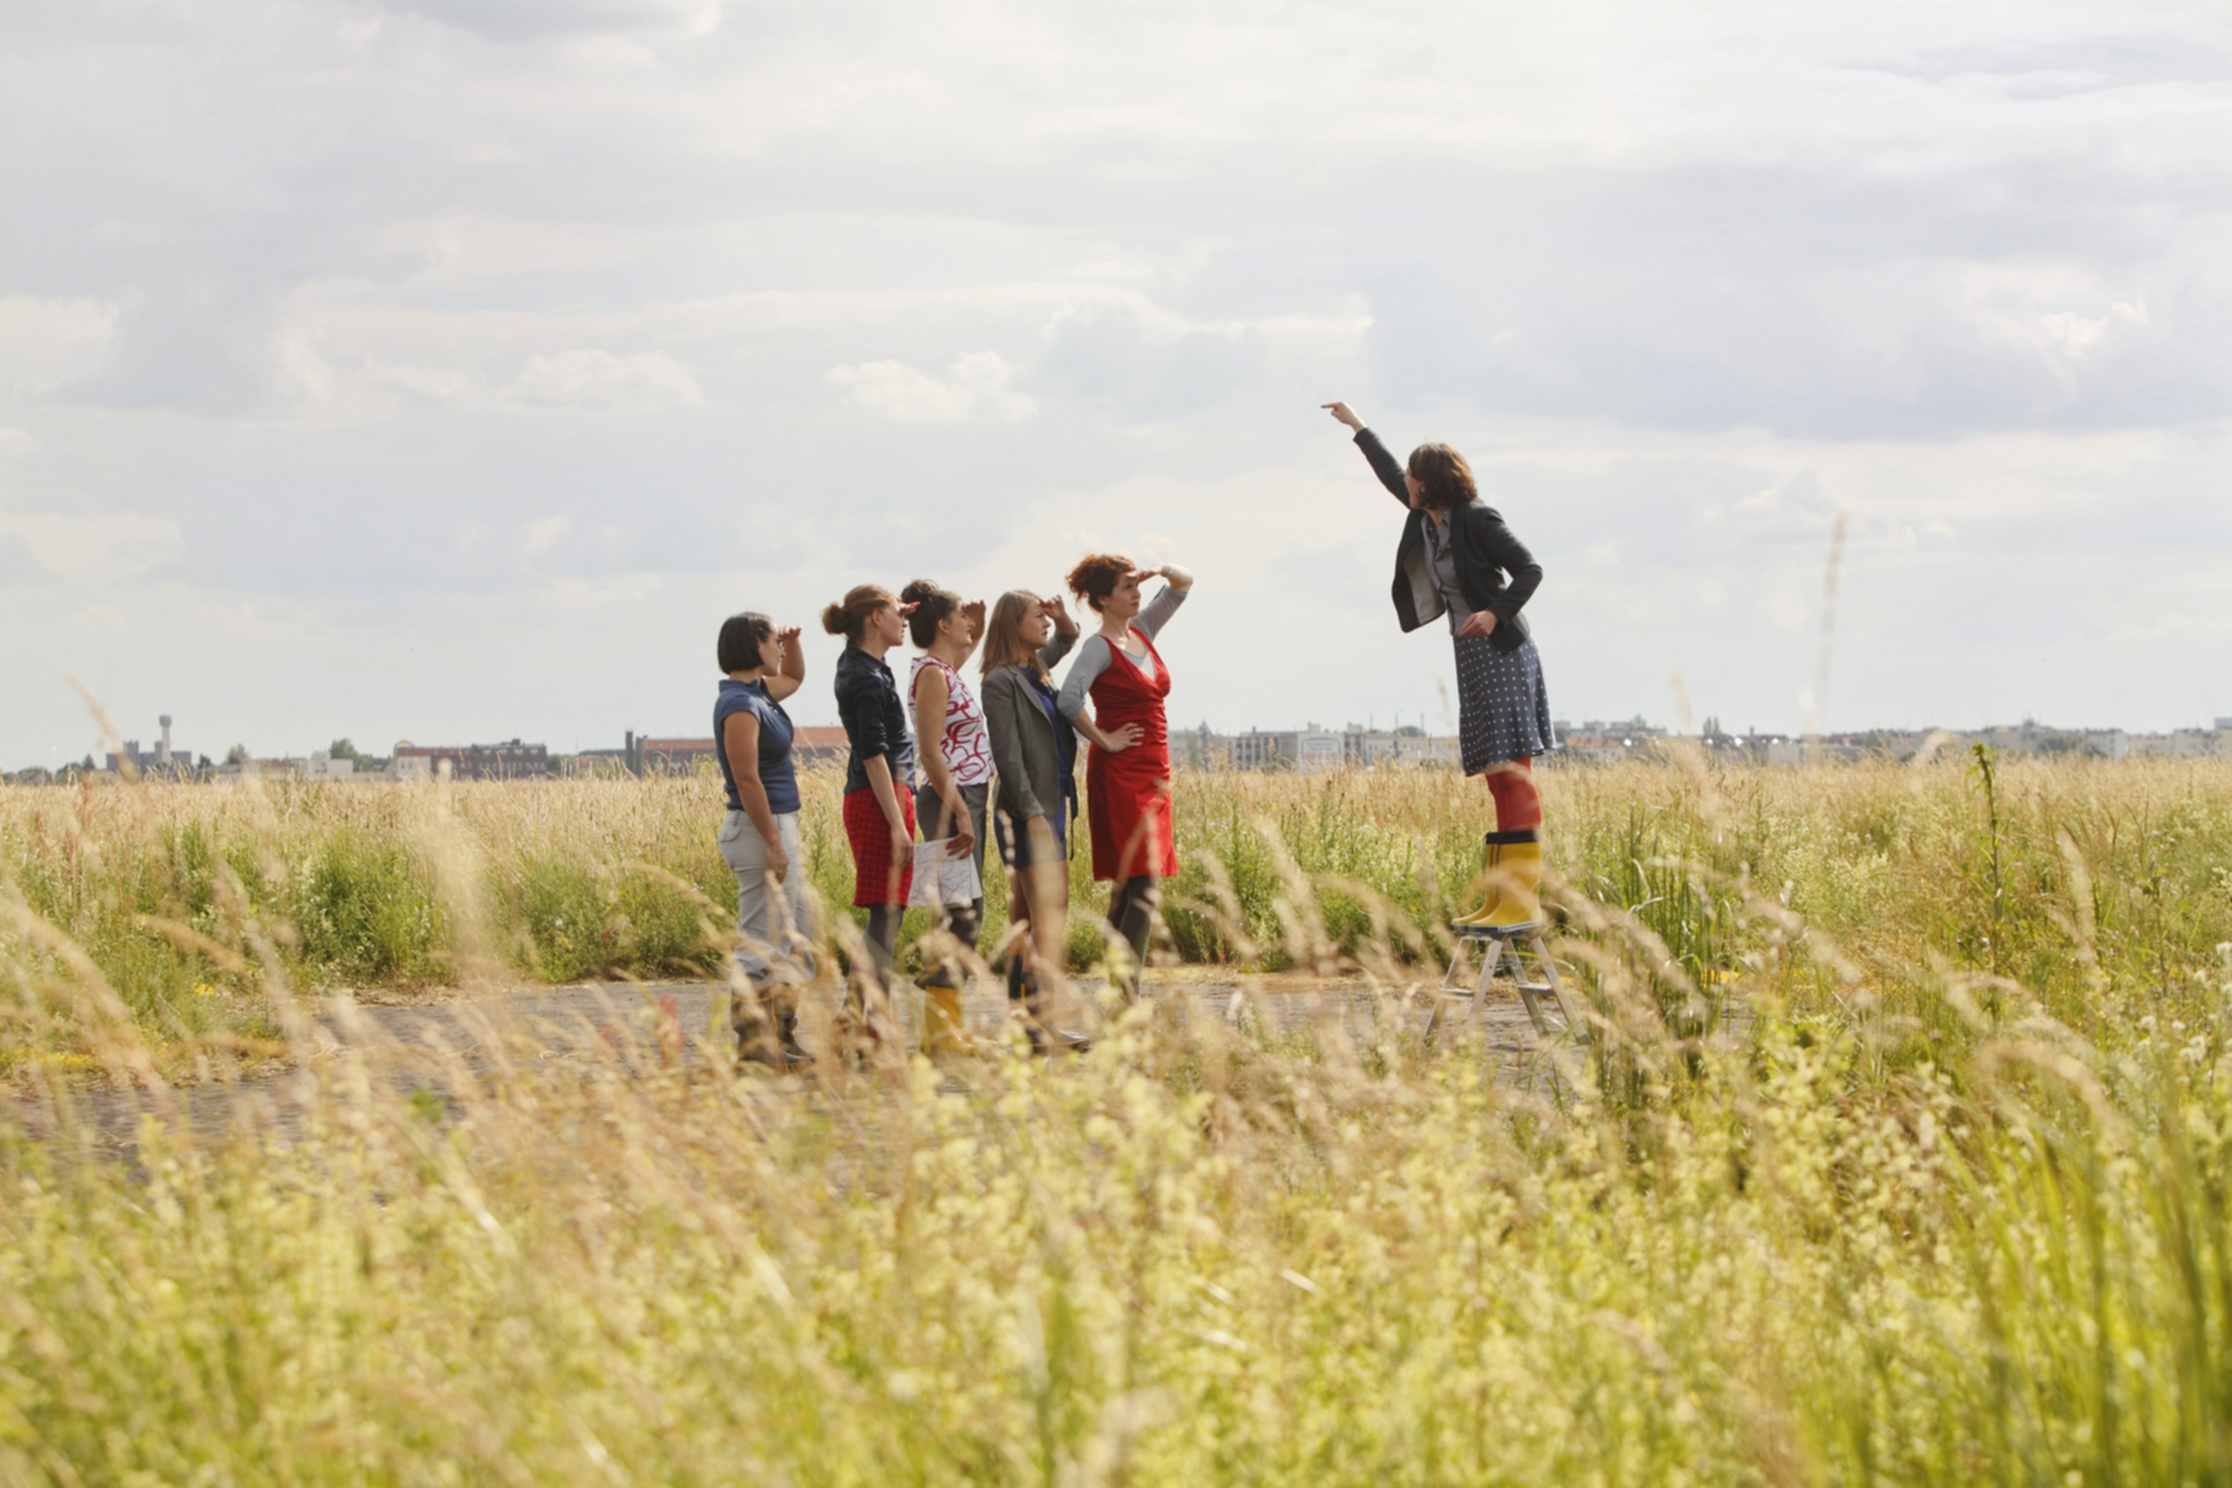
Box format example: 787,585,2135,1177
1454,633,1556,775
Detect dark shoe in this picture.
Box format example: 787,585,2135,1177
773,1008,814,1069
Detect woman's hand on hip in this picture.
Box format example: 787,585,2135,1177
1459,610,1500,639
1321,401,1363,430
1102,723,1143,753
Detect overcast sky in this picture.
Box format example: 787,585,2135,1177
3,0,2228,766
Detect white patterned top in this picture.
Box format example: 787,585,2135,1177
909,654,994,786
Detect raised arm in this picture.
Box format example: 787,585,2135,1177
764,626,805,703
1036,593,1080,672
1134,565,1192,641
1323,401,1410,508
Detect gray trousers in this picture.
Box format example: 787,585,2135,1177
718,809,818,986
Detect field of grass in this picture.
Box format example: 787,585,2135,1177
5,755,2232,1481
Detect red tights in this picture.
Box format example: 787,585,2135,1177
1485,756,1542,832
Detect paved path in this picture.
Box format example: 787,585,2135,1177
8,967,1582,1150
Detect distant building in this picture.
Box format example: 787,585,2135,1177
1547,717,1668,767
793,727,849,766
105,714,208,778
636,737,718,776
1218,724,1458,772
393,739,550,781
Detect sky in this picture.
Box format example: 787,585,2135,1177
2,0,2229,767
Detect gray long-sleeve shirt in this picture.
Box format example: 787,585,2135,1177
1057,585,1188,721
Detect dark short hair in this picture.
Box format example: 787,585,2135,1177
1066,552,1133,613
718,612,775,673
899,578,960,649
1406,443,1477,511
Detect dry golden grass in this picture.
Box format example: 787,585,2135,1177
3,756,2231,1482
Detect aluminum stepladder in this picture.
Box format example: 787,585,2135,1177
1428,922,1583,1040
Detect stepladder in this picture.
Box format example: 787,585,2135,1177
1429,926,1583,1040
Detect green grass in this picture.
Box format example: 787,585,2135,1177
5,758,2232,1480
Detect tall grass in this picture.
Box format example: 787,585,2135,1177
4,757,2232,1480
5,757,2232,1064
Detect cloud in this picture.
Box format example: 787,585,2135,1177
70,605,127,632
0,512,183,581
0,297,118,394
518,515,571,560
375,215,643,285
4,0,2232,763
378,0,723,41
505,349,703,410
0,534,57,585
827,351,1037,423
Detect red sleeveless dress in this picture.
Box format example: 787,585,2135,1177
1085,626,1177,881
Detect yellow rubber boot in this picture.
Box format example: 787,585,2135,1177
1449,832,1504,928
1481,837,1544,931
922,983,968,1054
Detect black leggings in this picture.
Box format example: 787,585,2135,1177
858,903,904,1010
1105,875,1159,998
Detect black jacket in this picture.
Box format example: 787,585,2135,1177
832,644,915,795
1356,428,1541,653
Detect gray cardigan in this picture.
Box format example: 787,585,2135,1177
981,629,1080,826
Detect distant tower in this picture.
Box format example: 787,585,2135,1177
157,715,174,767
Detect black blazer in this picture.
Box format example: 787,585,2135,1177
1355,428,1541,653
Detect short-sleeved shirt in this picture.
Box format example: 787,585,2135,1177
833,644,916,795
715,678,800,815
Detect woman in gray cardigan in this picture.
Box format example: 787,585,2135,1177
979,588,1139,1045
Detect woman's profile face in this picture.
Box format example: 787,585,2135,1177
871,601,906,647
756,630,783,673
1020,600,1050,647
1105,572,1141,620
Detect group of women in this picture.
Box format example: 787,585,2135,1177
712,401,1555,1068
715,555,1195,1064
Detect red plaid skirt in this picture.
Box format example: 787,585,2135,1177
842,787,917,906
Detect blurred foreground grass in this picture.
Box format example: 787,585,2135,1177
5,757,2232,1481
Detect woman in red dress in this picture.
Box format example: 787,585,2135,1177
1057,554,1194,1001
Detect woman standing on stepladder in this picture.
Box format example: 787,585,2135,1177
1324,400,1556,930
1059,555,1194,1002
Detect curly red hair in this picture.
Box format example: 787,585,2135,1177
1065,553,1133,613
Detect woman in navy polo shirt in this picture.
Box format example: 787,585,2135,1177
716,610,815,1068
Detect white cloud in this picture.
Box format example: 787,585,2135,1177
364,360,487,403
375,215,643,286
0,297,119,394
506,349,703,410
71,605,127,632
518,515,571,559
0,512,183,581
827,351,1037,423
4,0,2232,762
381,0,724,40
